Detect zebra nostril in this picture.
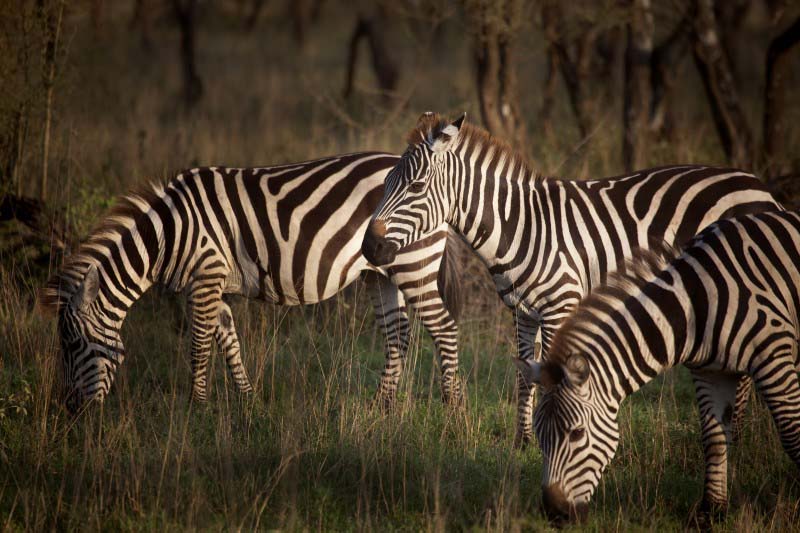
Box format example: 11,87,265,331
542,484,572,523
362,222,399,266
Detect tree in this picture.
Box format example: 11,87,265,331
691,0,754,169
342,11,399,101
466,0,527,151
172,0,203,109
622,0,653,172
763,15,800,177
37,0,66,201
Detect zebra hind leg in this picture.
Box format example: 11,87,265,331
688,369,740,527
514,314,542,449
752,345,800,469
213,301,254,395
366,272,410,411
730,375,753,443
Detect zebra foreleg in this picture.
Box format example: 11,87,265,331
689,369,740,525
514,313,542,448
393,269,463,406
213,301,254,395
366,272,410,410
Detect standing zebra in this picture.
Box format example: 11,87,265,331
518,209,800,523
41,152,463,413
362,112,781,445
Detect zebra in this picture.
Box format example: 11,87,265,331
516,209,800,523
361,112,782,446
40,152,463,413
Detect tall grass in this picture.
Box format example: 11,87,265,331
1,3,799,531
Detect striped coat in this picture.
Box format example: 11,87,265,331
43,152,462,412
362,113,781,445
520,209,800,522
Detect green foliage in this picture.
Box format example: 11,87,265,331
0,377,32,419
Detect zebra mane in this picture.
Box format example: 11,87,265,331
39,182,166,314
547,240,682,367
405,113,540,182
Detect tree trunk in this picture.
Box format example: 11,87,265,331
130,0,153,51
342,14,399,101
540,2,596,140
245,0,267,30
37,0,65,202
539,38,559,140
471,0,526,151
691,0,754,169
622,0,653,172
763,16,800,178
173,0,203,109
649,18,690,140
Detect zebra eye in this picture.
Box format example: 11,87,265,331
408,181,426,194
569,427,586,442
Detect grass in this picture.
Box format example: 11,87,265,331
1,267,800,531
2,2,800,531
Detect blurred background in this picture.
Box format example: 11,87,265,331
2,0,799,273
1,1,800,530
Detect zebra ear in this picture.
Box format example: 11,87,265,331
71,265,100,312
514,358,564,389
431,113,466,153
513,358,542,386
563,353,590,388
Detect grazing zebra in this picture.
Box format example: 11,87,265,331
517,209,800,523
41,152,463,413
362,112,781,445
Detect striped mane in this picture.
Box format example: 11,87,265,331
39,182,165,314
405,113,541,183
547,242,682,366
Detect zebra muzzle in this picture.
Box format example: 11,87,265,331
542,484,588,524
362,220,399,266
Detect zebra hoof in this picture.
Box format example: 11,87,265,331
371,390,398,413
441,388,465,409
688,498,727,530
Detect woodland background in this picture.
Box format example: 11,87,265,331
1,0,799,530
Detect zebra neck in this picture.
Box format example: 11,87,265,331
85,226,157,328
449,155,557,290
588,270,696,404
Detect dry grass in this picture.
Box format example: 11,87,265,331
2,2,800,531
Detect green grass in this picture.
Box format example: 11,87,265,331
1,275,799,531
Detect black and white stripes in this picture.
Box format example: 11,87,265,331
43,152,463,412
362,113,781,445
519,209,800,521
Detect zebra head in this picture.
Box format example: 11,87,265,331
362,112,465,266
55,265,124,414
516,354,620,524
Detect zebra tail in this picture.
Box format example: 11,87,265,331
437,228,464,322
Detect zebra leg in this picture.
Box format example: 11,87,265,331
689,369,740,523
730,375,753,443
386,253,462,405
752,345,800,469
213,301,254,395
188,281,225,403
514,313,541,448
366,272,410,410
